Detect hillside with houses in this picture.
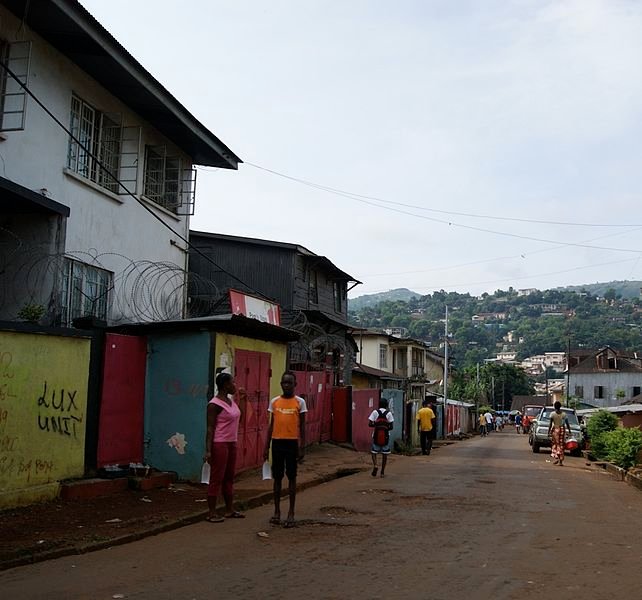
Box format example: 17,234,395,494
348,285,642,370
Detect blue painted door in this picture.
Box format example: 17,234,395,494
144,332,211,481
382,388,404,448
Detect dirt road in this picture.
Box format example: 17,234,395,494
2,431,641,599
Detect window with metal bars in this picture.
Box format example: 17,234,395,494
67,94,123,194
0,40,31,132
143,145,196,214
60,258,112,326
379,344,388,369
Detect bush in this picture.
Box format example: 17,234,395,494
587,410,618,440
590,433,609,460
603,428,642,470
17,303,45,322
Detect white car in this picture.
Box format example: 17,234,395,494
529,406,584,456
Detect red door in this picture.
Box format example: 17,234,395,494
352,389,381,452
320,374,332,442
331,386,351,443
97,334,147,467
234,350,271,472
293,370,329,444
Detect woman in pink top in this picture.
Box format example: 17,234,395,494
203,372,244,522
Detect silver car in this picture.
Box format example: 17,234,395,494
529,406,584,456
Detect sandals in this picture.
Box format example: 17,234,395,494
225,511,245,519
205,516,224,523
269,516,281,525
371,467,378,477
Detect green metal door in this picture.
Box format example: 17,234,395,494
144,331,211,481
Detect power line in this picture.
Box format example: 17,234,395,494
245,162,642,254
0,58,278,309
245,161,642,228
354,256,640,296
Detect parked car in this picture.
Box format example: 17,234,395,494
521,404,544,434
529,406,584,456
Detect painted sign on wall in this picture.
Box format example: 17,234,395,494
0,331,91,508
229,290,281,325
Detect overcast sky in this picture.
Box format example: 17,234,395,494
82,0,642,298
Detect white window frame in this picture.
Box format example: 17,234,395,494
67,94,140,195
0,40,31,132
60,258,113,326
143,145,196,214
379,344,388,369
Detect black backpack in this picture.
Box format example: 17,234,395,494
373,409,391,446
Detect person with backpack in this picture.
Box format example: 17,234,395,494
368,397,394,477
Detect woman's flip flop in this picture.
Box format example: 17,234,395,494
225,511,246,519
205,516,224,523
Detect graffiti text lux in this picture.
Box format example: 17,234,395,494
37,382,83,439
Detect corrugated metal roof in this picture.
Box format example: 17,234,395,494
3,0,240,168
577,404,642,416
109,313,299,342
352,363,403,380
190,230,360,282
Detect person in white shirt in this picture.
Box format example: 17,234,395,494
484,411,494,432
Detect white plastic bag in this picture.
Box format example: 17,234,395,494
201,462,211,484
262,461,272,480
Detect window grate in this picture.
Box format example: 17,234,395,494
143,145,197,214
60,258,112,326
67,95,140,194
0,40,31,132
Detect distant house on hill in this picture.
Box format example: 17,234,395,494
568,346,642,408
472,312,507,322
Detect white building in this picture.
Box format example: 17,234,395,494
568,347,642,408
0,0,240,326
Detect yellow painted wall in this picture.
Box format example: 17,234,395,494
352,373,371,390
0,331,91,508
214,333,288,400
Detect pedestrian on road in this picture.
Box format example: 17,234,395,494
203,372,245,523
263,371,307,528
417,399,437,455
484,410,494,433
478,413,487,436
515,412,522,433
548,401,572,466
369,397,394,477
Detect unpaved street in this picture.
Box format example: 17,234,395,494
2,431,642,600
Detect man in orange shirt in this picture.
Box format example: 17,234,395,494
264,371,307,528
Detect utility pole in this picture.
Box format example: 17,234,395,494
476,362,480,420
443,305,449,439
565,337,571,407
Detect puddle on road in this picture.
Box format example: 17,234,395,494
319,505,373,516
383,495,429,505
359,488,395,495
